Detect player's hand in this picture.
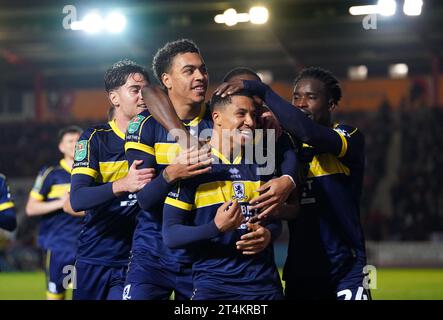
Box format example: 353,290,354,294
163,146,212,183
214,200,243,233
260,110,283,139
213,80,244,98
236,222,271,255
57,192,70,209
250,176,296,219
113,160,156,194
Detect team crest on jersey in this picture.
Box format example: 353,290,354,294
334,128,351,138
232,182,247,201
127,115,145,134
74,140,88,161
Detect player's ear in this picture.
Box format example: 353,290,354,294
212,110,222,126
109,91,119,106
328,99,337,112
162,73,172,90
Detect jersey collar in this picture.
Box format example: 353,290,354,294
109,120,125,140
183,103,206,127
211,147,242,165
59,159,72,174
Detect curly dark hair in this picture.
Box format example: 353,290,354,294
294,67,342,104
152,39,201,87
104,59,150,93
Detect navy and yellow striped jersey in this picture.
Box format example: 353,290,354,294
163,150,283,295
124,105,213,266
0,173,16,231
30,159,82,251
283,123,367,283
72,120,139,266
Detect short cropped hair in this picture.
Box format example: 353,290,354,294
294,67,342,104
223,67,261,82
58,125,83,143
209,90,254,113
152,39,201,87
104,59,150,93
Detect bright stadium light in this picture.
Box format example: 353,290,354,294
224,8,239,26
348,65,368,80
83,11,103,34
389,63,408,78
403,0,423,16
105,12,127,33
377,0,397,16
349,5,379,16
249,6,269,24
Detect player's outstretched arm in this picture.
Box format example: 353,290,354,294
63,192,85,217
142,85,200,150
215,80,344,155
25,193,67,217
163,200,243,249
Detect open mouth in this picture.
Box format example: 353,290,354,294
192,85,206,94
137,104,147,109
239,129,253,139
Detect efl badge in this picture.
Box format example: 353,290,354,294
127,114,145,134
74,140,87,161
232,182,247,201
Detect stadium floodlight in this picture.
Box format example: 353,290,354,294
83,11,104,34
223,8,239,26
377,0,397,16
349,5,379,16
403,0,423,16
105,12,127,33
249,6,269,24
389,63,408,78
348,65,368,80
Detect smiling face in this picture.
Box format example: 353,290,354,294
212,95,256,148
161,52,209,106
292,78,335,126
109,72,149,120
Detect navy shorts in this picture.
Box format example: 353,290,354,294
123,256,193,300
44,249,76,299
72,261,127,300
191,286,284,300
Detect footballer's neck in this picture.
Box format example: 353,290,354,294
210,129,241,163
169,95,202,121
63,157,74,169
114,114,130,136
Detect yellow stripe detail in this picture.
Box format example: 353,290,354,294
59,159,72,173
72,167,99,179
336,131,348,158
46,291,65,300
307,154,350,178
154,143,181,165
30,191,44,201
349,128,358,136
125,141,155,156
185,104,206,127
98,161,128,183
165,197,194,211
137,115,153,143
195,180,263,209
109,120,125,140
46,250,51,271
210,147,242,165
47,184,70,199
0,201,14,211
